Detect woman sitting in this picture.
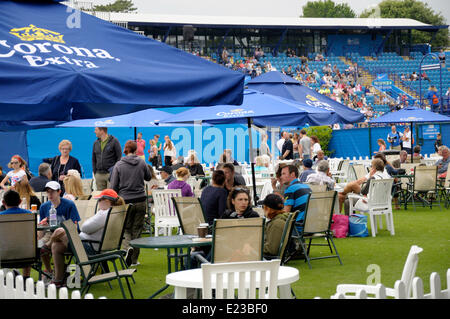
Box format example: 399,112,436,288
13,178,41,210
186,153,205,176
0,155,28,190
255,155,270,171
262,194,289,258
222,186,259,219
62,170,87,201
167,167,194,197
79,189,125,255
200,170,228,225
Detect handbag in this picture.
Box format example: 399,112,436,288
349,214,368,237
331,214,349,238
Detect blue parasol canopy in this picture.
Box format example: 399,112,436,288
247,71,364,124
0,1,244,123
160,89,333,127
369,106,450,124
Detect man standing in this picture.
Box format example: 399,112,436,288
110,140,151,267
298,129,312,160
92,127,122,191
279,132,294,160
387,125,402,150
276,131,286,155
401,125,413,155
280,165,311,231
434,133,443,153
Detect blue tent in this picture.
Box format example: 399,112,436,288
369,106,450,124
58,108,186,128
0,1,244,123
247,71,364,124
160,89,333,127
369,106,450,162
161,89,333,205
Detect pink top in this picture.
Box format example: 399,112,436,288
136,139,145,156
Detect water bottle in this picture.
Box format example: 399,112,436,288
49,204,57,227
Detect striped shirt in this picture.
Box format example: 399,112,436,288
284,179,312,225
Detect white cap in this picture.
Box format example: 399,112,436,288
45,181,61,191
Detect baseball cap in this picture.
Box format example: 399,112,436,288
262,193,284,210
161,166,173,175
45,181,61,191
94,189,119,202
302,158,313,168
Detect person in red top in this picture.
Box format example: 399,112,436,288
136,132,146,161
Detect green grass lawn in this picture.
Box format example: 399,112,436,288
32,205,450,299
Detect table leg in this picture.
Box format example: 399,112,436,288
279,284,294,299
174,286,187,299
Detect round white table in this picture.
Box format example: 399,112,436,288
166,265,299,299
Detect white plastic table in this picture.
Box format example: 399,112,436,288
166,265,299,299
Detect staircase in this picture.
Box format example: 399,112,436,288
339,56,374,87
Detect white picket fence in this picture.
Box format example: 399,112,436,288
320,269,450,299
0,269,106,299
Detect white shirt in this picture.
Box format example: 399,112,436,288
402,130,412,149
312,143,322,157
6,170,26,187
164,145,176,157
79,209,109,250
276,138,285,152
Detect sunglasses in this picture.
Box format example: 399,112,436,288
10,161,19,164
234,187,250,193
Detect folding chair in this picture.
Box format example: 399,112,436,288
74,198,98,227
0,213,39,271
172,197,207,236
61,220,135,299
406,166,442,211
298,191,343,269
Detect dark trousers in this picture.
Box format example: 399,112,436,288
122,201,147,264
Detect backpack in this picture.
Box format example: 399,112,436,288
432,94,439,105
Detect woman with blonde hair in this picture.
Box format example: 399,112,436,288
43,139,82,193
12,178,41,210
163,136,176,166
167,167,194,197
186,153,205,176
63,169,87,201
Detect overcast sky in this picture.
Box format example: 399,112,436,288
88,0,449,24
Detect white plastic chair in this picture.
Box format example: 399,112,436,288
335,245,423,298
152,189,182,236
348,178,394,237
201,259,280,299
259,181,273,201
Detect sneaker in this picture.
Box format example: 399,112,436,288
124,247,134,267
131,261,140,267
42,270,53,286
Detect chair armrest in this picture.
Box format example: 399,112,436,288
80,253,123,265
191,251,209,264
89,250,126,260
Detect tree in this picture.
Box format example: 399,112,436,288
360,0,448,48
302,0,356,18
93,0,137,13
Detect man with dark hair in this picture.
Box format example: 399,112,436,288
0,189,29,215
110,140,151,267
298,129,311,160
200,170,228,225
29,162,52,192
279,132,293,160
221,163,246,195
280,165,311,231
298,159,314,182
92,126,122,191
